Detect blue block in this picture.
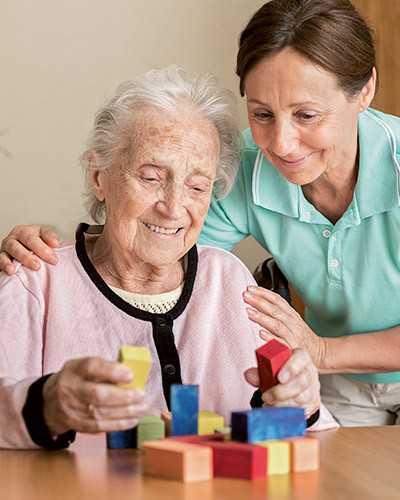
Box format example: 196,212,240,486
231,407,306,443
170,384,199,436
106,428,135,449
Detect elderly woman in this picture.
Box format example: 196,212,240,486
0,66,332,449
4,0,400,428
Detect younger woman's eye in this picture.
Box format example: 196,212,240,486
297,111,317,121
253,111,273,120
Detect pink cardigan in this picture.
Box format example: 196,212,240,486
0,231,337,449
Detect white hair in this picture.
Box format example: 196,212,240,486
81,65,241,223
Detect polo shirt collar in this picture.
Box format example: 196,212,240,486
251,108,400,223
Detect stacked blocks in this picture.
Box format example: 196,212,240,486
107,339,320,481
170,384,199,436
231,407,306,443
256,340,291,392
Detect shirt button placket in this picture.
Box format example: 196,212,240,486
326,230,342,282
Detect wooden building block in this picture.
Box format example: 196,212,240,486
256,340,291,392
161,411,172,437
106,428,135,449
170,384,199,436
118,346,151,389
136,414,165,449
141,440,213,483
286,436,320,472
168,432,225,444
256,440,291,475
198,411,224,436
107,414,165,449
168,436,267,480
231,407,306,443
214,427,231,441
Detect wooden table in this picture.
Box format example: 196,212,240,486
1,426,399,500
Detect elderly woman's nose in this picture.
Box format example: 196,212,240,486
270,120,298,157
156,187,186,219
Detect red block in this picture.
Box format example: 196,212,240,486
169,436,267,480
256,340,291,392
167,433,225,443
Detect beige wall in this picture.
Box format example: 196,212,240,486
0,0,267,271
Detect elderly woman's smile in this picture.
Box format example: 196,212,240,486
88,108,220,292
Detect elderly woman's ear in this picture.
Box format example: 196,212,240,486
358,67,377,113
88,152,106,202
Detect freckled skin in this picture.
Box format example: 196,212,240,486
89,106,220,293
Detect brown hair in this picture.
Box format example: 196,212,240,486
236,0,377,97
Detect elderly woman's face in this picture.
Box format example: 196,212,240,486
245,48,371,186
92,108,220,268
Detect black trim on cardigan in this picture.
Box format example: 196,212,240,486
250,388,320,428
22,374,76,450
75,223,199,409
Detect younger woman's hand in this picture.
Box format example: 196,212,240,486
243,286,326,369
0,225,59,274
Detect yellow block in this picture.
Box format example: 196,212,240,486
197,410,224,436
118,346,151,389
256,440,291,475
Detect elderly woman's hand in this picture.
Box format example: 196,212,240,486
0,225,59,275
243,286,326,369
42,357,149,436
245,348,321,418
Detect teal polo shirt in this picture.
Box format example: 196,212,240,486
199,108,400,383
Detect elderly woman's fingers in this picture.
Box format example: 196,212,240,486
244,367,261,388
276,348,315,384
262,349,321,417
69,357,134,385
42,357,150,435
0,225,59,271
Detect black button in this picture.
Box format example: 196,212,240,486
156,317,168,327
163,364,176,375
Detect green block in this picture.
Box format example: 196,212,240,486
136,414,165,449
215,426,232,441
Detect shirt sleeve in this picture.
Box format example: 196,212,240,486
0,270,47,448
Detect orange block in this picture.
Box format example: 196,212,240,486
161,411,172,437
287,436,320,472
141,440,213,482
